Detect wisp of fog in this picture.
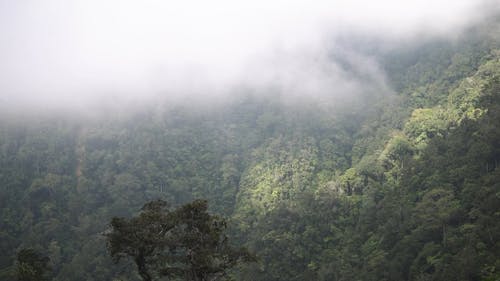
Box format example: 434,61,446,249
0,0,497,111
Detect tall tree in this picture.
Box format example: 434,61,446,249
106,199,255,281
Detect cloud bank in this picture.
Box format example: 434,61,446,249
0,0,497,110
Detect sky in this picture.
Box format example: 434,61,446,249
0,0,498,111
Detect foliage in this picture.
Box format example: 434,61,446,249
16,248,51,281
106,200,255,281
0,19,499,281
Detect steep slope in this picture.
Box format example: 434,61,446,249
0,21,498,281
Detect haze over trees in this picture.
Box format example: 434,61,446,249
0,2,500,281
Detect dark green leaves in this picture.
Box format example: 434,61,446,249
105,199,254,281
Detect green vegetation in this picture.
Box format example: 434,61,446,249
0,21,499,281
16,248,51,281
106,199,255,281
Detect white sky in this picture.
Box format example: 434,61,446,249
0,0,497,109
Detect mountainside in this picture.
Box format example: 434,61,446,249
0,20,499,281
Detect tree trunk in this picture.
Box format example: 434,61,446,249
135,254,152,281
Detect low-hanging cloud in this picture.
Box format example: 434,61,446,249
0,0,497,111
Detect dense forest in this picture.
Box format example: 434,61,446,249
1,17,499,281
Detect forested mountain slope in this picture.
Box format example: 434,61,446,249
0,20,499,281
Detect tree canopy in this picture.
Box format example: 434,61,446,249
16,248,51,281
105,199,255,281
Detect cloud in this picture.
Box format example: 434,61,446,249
0,0,496,110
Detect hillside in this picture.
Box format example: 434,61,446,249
0,19,499,281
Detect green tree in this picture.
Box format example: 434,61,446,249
16,248,51,281
414,188,459,247
106,199,255,281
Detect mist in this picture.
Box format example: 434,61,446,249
0,0,498,112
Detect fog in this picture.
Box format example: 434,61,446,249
0,0,498,112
